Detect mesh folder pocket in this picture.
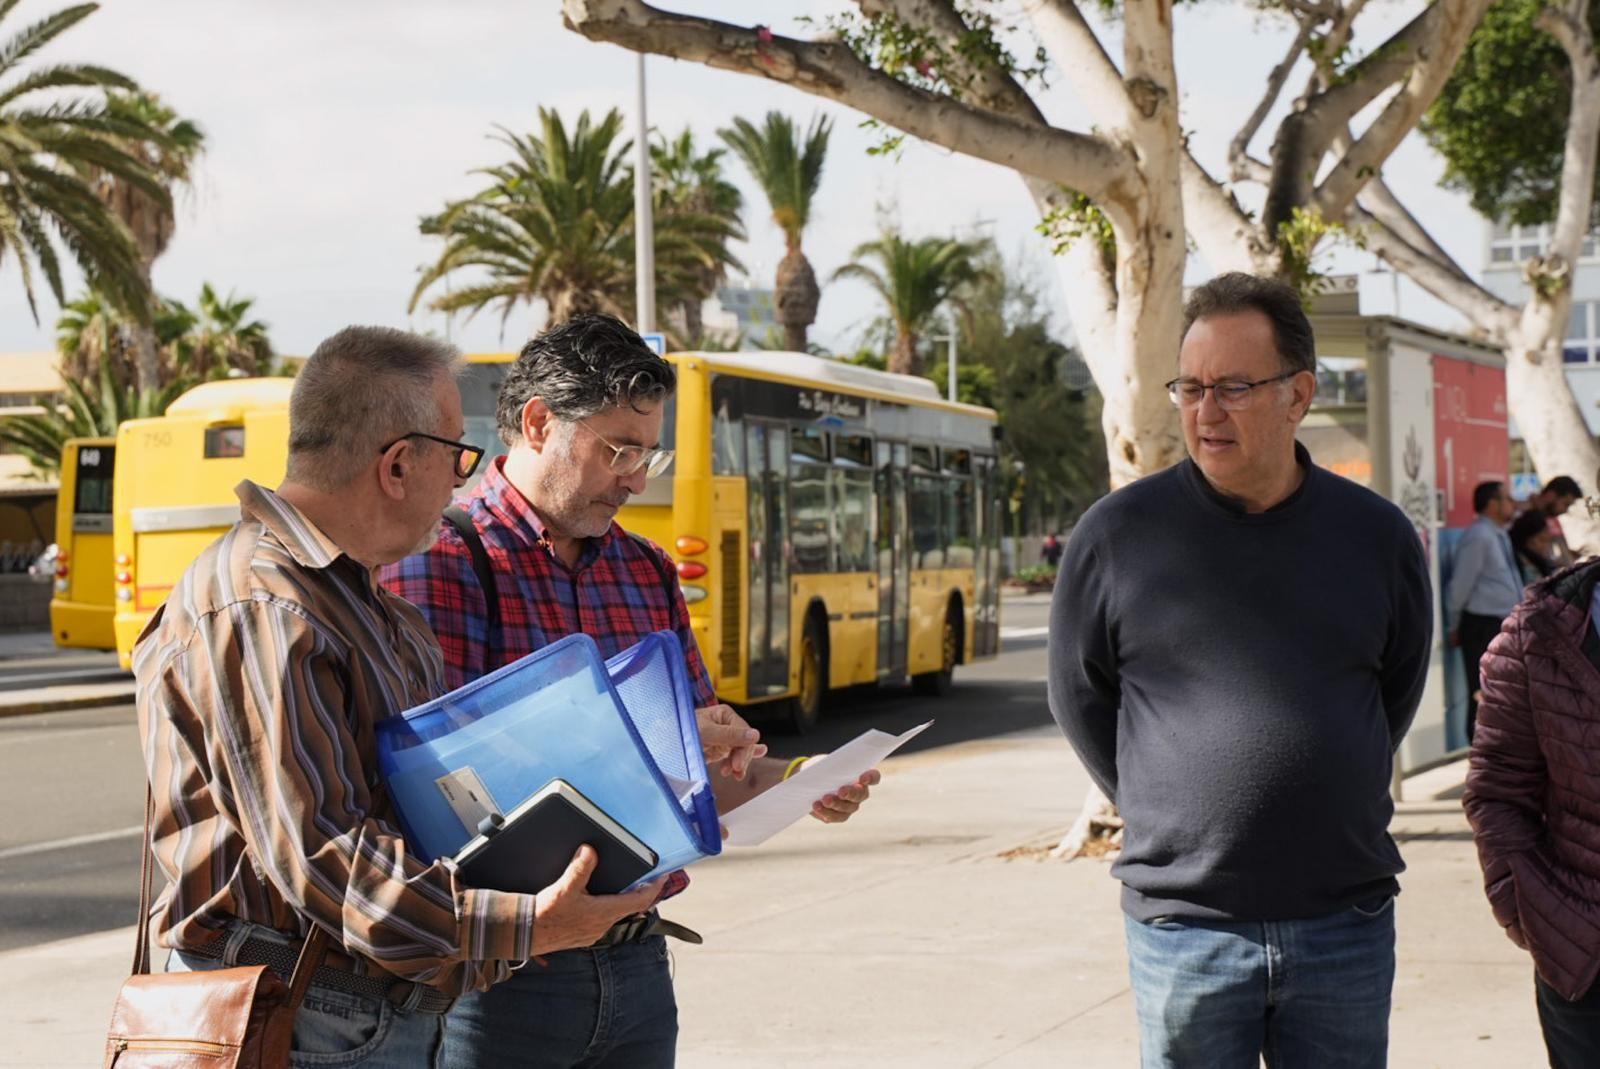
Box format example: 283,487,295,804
605,632,723,877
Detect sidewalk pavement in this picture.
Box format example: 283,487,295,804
0,631,133,718
2,728,1539,1068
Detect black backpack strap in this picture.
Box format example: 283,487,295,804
628,531,679,622
444,506,500,655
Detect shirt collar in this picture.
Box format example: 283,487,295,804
471,455,618,561
236,479,345,570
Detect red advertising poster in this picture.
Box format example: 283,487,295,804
1432,355,1509,529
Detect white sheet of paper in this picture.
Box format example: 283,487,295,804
720,720,933,847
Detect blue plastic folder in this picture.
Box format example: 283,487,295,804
376,632,721,886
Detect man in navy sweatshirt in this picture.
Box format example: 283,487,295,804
1048,272,1432,1069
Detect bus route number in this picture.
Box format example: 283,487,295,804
142,430,173,448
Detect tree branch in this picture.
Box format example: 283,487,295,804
858,0,1049,124
1266,0,1489,230
1026,0,1138,133
1184,153,1275,274
562,0,1132,199
1230,14,1315,181
1535,0,1600,272
1357,173,1474,285
1349,201,1515,335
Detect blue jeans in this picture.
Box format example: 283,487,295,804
1123,896,1396,1069
440,936,677,1069
167,925,443,1069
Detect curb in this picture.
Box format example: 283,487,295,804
0,685,136,719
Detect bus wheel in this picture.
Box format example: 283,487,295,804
912,607,957,697
788,616,826,734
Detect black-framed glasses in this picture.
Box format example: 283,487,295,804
378,432,484,480
575,420,675,478
1165,371,1301,411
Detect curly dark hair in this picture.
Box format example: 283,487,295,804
496,314,676,447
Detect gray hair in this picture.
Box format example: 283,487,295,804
286,326,462,491
497,313,675,447
1183,272,1317,376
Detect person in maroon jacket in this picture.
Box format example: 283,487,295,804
1464,479,1600,1069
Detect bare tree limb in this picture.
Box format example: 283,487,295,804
1184,154,1275,274
858,0,1050,124
1349,202,1515,335
1026,0,1138,133
1230,15,1316,182
1535,0,1600,271
562,0,1133,199
1266,0,1489,230
1358,175,1475,285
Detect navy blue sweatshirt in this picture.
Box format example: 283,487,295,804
1047,447,1433,921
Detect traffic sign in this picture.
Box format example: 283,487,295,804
641,332,666,356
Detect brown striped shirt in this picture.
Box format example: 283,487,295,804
134,480,534,994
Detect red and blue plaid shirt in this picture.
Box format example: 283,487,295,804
379,456,716,704
378,456,714,901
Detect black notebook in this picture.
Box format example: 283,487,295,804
453,779,658,896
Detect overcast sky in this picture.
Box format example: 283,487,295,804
0,0,1479,361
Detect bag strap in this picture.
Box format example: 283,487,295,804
133,787,329,1000
445,506,500,656
627,531,679,620
442,509,675,648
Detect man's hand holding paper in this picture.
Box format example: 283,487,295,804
695,703,767,778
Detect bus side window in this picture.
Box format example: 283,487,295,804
910,473,944,569
204,426,245,459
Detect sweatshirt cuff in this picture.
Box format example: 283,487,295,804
460,886,536,963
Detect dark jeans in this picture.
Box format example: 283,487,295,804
440,936,676,1069
1459,610,1505,742
1537,973,1600,1069
1123,896,1396,1069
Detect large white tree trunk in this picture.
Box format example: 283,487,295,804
1504,322,1600,553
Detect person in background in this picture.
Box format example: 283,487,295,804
1464,471,1600,1069
1041,533,1064,567
1509,508,1557,586
1523,475,1585,566
1445,480,1522,742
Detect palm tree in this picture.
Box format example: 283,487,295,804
412,108,741,337
719,111,832,352
651,128,744,341
0,353,188,477
177,283,274,378
86,90,205,391
831,230,991,375
0,3,172,328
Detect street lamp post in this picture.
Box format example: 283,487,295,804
929,331,958,403
633,54,656,334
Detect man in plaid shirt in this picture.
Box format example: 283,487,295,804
381,314,878,1069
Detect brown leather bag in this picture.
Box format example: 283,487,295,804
103,792,328,1067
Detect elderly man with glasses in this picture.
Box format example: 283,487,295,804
381,313,878,1069
1048,273,1433,1069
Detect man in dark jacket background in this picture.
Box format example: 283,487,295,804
1464,474,1600,1069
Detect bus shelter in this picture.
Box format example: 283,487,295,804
1305,297,1508,776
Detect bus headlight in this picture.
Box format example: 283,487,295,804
54,579,68,593
680,584,708,604
116,589,134,603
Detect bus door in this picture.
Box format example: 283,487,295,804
744,422,790,696
972,455,1001,657
50,438,117,649
875,441,910,679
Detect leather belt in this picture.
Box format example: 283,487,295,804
590,909,703,948
185,931,456,1016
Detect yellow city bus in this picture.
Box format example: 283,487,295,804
49,436,117,649
618,352,1003,732
109,355,516,667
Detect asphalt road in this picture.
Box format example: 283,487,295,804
0,594,1053,954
